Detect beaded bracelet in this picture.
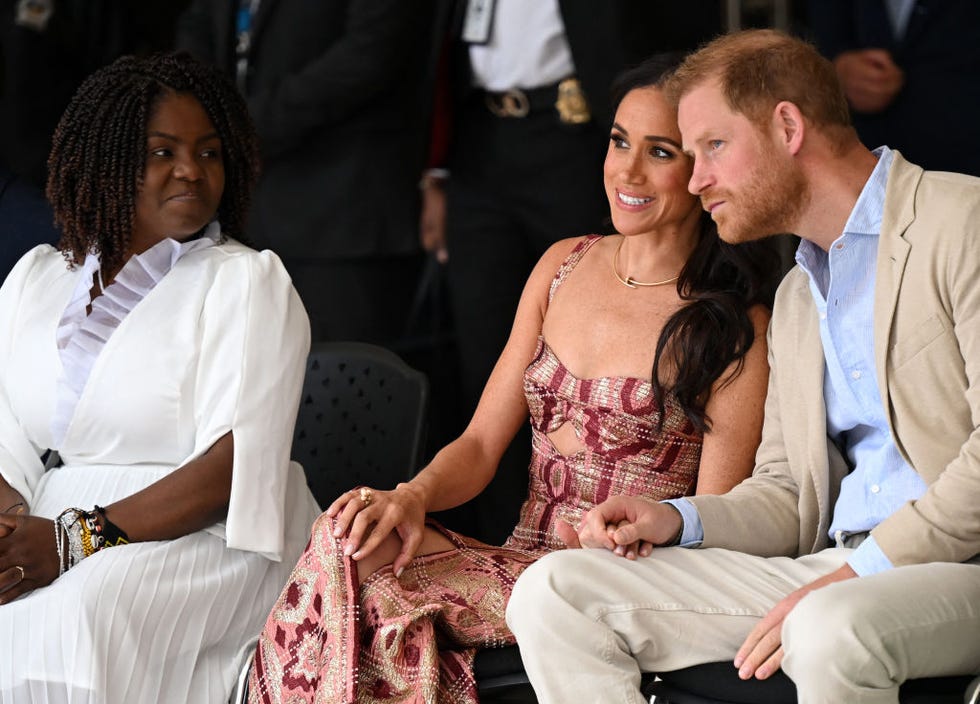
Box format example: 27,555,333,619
54,508,86,575
93,505,130,547
53,506,131,576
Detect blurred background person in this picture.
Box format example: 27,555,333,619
0,0,192,188
808,0,980,175
177,0,439,344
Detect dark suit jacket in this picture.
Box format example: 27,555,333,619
177,0,437,259
809,0,980,175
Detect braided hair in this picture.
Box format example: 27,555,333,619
46,51,260,273
610,53,780,433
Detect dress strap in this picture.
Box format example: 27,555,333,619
547,235,602,304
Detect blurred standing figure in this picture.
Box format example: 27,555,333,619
0,0,193,188
177,0,437,342
422,0,720,543
809,0,980,176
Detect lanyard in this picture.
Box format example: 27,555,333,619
235,0,261,91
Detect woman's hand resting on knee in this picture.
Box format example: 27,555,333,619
0,514,62,604
326,482,429,577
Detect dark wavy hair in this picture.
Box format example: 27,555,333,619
610,53,779,433
46,51,260,273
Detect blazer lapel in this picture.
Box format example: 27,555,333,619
794,281,834,541
872,154,919,411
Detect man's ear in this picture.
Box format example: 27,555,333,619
772,101,805,156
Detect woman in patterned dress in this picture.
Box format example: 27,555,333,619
248,54,779,704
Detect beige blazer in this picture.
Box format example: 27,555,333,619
690,153,980,566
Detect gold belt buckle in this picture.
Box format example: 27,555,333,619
555,77,591,125
485,89,530,118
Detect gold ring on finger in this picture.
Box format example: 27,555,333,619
359,487,373,507
13,565,25,582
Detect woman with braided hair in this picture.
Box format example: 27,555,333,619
0,52,319,702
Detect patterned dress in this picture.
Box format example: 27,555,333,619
248,236,703,704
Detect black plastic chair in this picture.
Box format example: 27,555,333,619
291,341,429,507
475,648,979,704
644,661,979,704
229,342,430,704
474,645,660,703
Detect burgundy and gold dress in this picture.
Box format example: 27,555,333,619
248,236,703,704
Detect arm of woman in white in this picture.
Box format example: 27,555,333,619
694,304,771,495
0,247,53,513
332,238,584,564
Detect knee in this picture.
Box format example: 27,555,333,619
782,586,879,682
506,549,604,638
506,552,558,636
310,511,336,540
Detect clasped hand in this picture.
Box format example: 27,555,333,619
834,49,904,114
0,512,61,604
325,482,427,576
556,495,683,560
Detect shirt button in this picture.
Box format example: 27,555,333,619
820,312,827,320
870,484,881,494
835,243,844,250
851,370,862,379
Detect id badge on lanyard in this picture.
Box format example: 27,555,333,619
461,0,495,45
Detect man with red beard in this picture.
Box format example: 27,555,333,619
505,29,980,704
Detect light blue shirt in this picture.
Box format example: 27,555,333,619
666,147,927,576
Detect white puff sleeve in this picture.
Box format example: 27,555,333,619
186,245,311,559
0,246,53,502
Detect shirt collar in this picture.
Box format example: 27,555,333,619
796,146,893,267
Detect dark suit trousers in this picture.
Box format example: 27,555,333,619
443,95,609,543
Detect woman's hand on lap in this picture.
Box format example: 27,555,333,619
326,483,428,574
0,514,61,604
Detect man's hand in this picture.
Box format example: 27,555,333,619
834,49,904,113
556,495,683,558
734,563,858,680
419,181,448,264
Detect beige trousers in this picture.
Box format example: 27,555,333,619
505,546,980,704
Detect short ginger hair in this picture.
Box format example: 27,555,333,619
666,29,853,144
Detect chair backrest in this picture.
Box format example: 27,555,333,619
292,341,429,509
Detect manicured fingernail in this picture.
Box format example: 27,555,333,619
395,567,404,579
343,543,354,556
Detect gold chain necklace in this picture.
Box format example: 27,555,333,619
612,238,679,289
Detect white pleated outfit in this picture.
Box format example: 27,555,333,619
0,227,320,704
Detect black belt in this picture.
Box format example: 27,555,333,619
478,77,591,124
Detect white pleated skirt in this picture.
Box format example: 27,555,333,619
0,464,316,704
